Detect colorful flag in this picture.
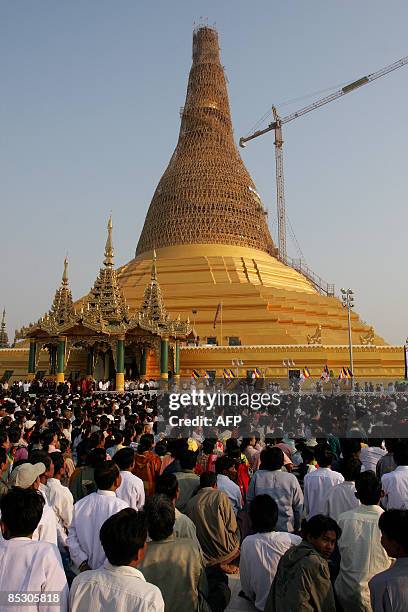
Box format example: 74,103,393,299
191,369,201,380
254,367,262,379
223,368,231,380
213,303,222,329
320,365,330,381
229,369,236,378
303,367,311,379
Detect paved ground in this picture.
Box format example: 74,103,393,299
226,575,257,612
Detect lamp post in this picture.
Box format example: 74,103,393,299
341,288,354,389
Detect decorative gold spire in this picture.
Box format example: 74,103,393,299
62,256,69,285
136,26,276,257
131,252,191,337
83,216,129,328
104,215,114,267
0,308,9,348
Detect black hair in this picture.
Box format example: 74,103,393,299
8,428,22,444
155,473,179,501
138,433,154,453
40,430,56,453
355,471,382,505
214,456,235,474
339,438,361,458
394,441,408,467
260,447,284,471
94,462,120,491
304,514,341,540
314,445,334,468
87,448,107,469
167,438,188,459
378,509,408,554
49,452,64,475
0,447,7,466
341,456,362,482
203,438,216,455
29,451,52,472
0,430,9,446
0,488,45,537
179,450,197,470
89,431,105,449
199,471,217,489
143,494,175,541
100,508,147,565
302,447,315,463
249,494,278,533
113,447,135,471
58,437,70,454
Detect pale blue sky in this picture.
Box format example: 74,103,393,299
1,1,407,344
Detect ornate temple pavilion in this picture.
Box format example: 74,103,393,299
0,25,404,383
9,219,191,391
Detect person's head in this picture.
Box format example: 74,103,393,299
339,438,361,459
314,445,334,468
378,509,408,558
143,494,175,541
138,433,154,453
249,495,278,533
179,450,197,470
0,447,7,472
113,447,135,472
167,438,188,459
367,437,383,449
94,462,121,492
355,471,382,505
41,429,58,452
302,447,315,465
199,471,217,489
100,508,147,567
202,438,216,455
0,488,45,539
0,430,9,449
49,452,64,479
304,514,341,559
89,431,105,450
87,447,107,469
260,447,284,471
215,456,236,478
394,441,408,467
383,438,397,454
29,451,54,483
341,456,362,482
155,473,179,503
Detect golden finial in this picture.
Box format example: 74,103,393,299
62,257,69,285
151,249,157,281
104,214,114,267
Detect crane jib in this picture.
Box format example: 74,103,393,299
342,76,370,94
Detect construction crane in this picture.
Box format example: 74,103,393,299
240,54,408,263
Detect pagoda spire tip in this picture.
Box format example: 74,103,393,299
104,214,114,267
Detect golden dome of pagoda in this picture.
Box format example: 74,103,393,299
116,25,382,349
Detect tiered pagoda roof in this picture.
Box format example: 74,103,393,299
136,26,277,257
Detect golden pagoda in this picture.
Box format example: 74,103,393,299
0,26,404,383
114,25,403,380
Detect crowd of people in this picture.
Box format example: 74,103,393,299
0,379,407,611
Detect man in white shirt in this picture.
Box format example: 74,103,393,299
70,508,164,612
240,494,301,611
215,456,242,515
323,456,361,521
335,471,392,612
47,452,74,548
0,487,68,612
113,447,145,511
381,441,408,509
9,462,58,546
360,437,387,472
304,445,344,519
67,462,128,571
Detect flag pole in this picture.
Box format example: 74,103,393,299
220,301,223,346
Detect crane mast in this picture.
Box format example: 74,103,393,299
240,53,408,265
